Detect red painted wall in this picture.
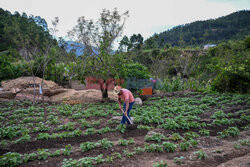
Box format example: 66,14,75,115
86,77,124,89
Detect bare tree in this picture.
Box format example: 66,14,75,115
177,50,203,82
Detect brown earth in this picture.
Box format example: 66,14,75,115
1,77,61,91
1,76,118,103
0,92,249,167
50,89,118,103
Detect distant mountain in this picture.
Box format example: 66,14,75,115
63,41,85,56
63,41,116,56
145,10,250,48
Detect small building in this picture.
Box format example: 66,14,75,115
203,44,216,50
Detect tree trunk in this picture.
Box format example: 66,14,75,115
102,88,108,99
32,76,36,105
100,80,108,99
42,94,47,122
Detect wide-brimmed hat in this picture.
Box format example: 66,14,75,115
113,86,122,94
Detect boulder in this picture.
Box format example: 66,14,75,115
11,88,21,94
134,97,142,105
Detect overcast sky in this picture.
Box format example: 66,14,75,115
0,0,249,46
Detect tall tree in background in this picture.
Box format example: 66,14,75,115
118,33,143,52
68,8,129,99
118,35,130,52
129,34,143,51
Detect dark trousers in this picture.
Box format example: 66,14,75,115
121,101,135,124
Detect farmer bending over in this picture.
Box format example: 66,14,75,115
114,86,135,124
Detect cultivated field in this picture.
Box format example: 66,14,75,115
0,91,249,167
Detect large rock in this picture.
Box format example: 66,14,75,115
134,97,142,105
11,88,21,94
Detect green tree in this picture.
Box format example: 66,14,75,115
118,35,131,52
129,34,143,51
68,8,129,99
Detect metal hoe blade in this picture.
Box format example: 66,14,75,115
121,109,134,124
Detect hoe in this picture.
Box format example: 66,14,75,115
121,109,137,130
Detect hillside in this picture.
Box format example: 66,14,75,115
144,10,250,48
0,8,57,57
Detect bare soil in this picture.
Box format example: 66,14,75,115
0,91,249,167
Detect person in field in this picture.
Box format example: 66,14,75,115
114,86,135,124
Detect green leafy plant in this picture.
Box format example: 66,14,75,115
62,158,79,167
173,156,184,165
211,110,227,119
14,134,31,144
37,133,50,140
189,139,199,147
0,126,18,139
169,133,183,141
193,150,207,159
123,149,135,158
118,139,129,146
180,141,191,151
51,150,61,157
153,160,168,167
199,129,210,137
184,131,199,140
145,133,166,143
72,129,82,136
98,138,113,149
63,144,72,156
161,119,180,130
80,142,97,152
238,139,250,146
133,147,145,154
98,127,112,134
137,125,153,130
234,142,241,149
0,152,22,166
95,154,105,164
162,142,177,152
0,140,8,147
105,155,114,163
84,128,96,135
111,152,122,159
144,144,163,153
22,153,37,163
116,124,126,133
218,127,240,138
37,149,50,160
